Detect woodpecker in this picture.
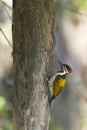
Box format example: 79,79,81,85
47,62,72,105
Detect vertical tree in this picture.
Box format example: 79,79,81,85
12,0,54,130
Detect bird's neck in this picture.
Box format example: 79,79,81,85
56,70,67,76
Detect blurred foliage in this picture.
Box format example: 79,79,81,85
0,97,6,110
0,96,12,130
49,115,64,130
69,0,87,22
72,0,87,11
55,0,87,25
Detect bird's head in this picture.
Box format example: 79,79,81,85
61,64,72,74
57,61,72,74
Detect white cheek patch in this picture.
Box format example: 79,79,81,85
63,66,69,74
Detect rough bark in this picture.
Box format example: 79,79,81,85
12,0,54,130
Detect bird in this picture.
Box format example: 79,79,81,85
47,62,72,105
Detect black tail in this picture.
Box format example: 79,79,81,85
49,96,55,107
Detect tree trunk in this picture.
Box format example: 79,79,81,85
12,0,54,130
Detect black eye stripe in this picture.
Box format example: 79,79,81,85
63,64,71,70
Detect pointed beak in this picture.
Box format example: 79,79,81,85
57,61,63,65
